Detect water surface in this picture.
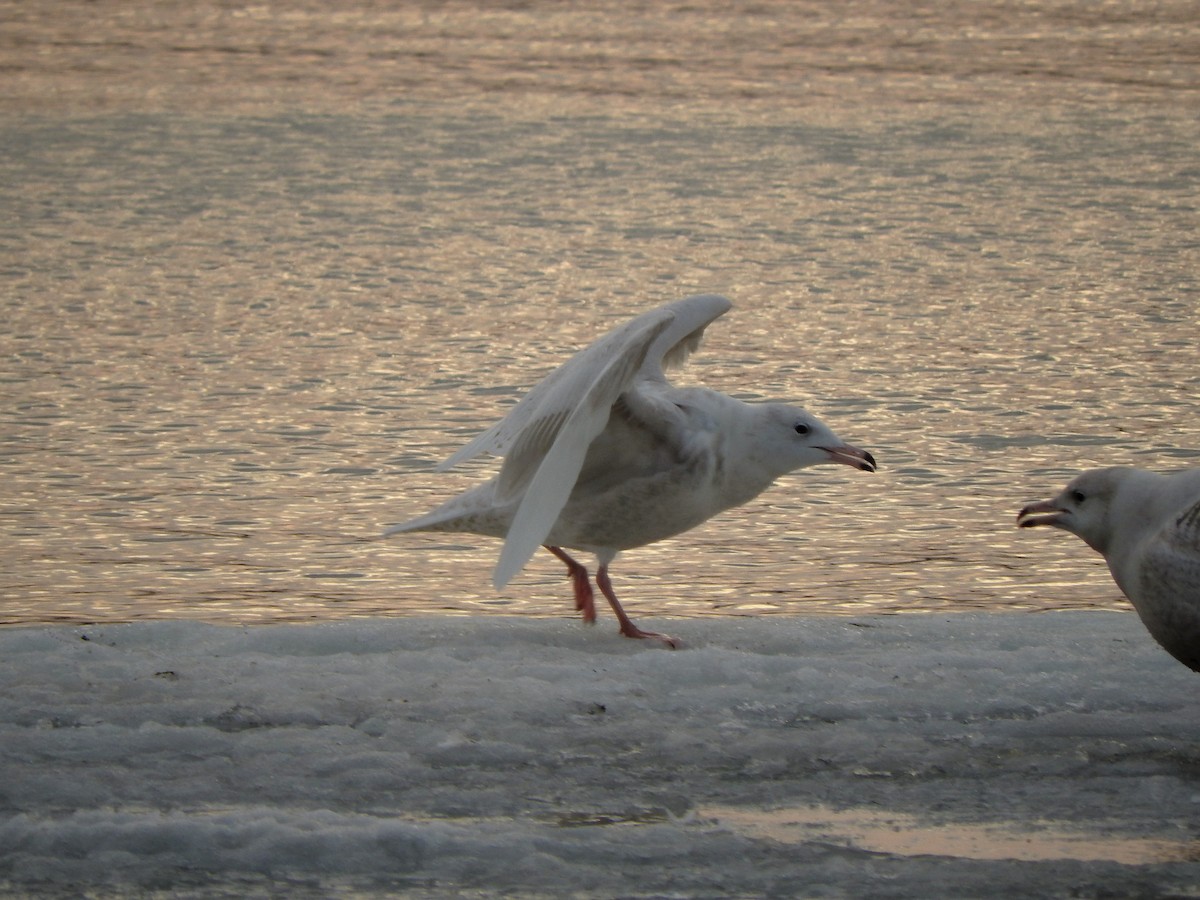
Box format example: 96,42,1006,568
2,1,1198,625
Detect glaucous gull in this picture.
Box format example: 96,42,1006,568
1019,466,1200,671
387,294,876,647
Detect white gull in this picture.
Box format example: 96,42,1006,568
386,294,876,647
1019,466,1200,672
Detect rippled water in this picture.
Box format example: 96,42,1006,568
2,2,1199,625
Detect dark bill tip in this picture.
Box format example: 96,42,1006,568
824,445,877,473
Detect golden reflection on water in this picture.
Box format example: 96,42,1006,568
2,2,1199,625
702,804,1200,864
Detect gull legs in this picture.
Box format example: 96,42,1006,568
546,546,679,649
546,545,596,623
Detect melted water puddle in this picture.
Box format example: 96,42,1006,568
702,804,1200,864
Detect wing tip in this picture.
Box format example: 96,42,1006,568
492,550,527,590
677,292,733,317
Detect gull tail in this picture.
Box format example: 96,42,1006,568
383,512,451,537
383,482,503,538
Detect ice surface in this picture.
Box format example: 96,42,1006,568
2,613,1199,898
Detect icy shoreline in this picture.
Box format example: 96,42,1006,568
2,613,1198,898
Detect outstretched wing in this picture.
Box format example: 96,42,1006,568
438,293,731,473
491,314,673,588
440,294,732,588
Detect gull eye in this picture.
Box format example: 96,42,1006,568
1069,489,1086,504
794,422,810,436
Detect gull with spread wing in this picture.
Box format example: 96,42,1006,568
387,294,876,647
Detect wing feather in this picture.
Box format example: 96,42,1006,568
1142,497,1200,594
1131,497,1200,670
492,314,674,587
437,294,731,471
1170,497,1200,547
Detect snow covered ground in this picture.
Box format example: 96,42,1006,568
2,612,1198,898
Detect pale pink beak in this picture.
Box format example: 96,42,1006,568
1017,498,1064,528
822,445,876,472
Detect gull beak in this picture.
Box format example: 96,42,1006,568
822,445,877,472
1017,499,1063,528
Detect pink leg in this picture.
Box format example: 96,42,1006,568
596,565,680,649
546,546,596,624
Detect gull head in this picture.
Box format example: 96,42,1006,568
1017,468,1127,554
753,403,876,476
